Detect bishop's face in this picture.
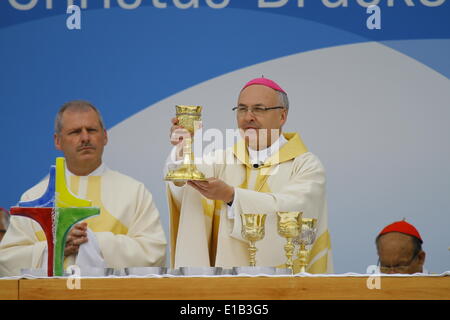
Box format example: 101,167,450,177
54,108,108,175
236,85,287,150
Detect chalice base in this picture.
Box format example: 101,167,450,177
164,164,206,182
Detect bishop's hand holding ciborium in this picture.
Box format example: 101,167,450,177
165,105,206,184
293,218,318,273
277,211,302,271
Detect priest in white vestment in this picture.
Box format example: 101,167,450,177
0,101,167,276
166,78,333,273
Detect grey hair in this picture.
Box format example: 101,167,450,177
54,100,105,134
278,91,289,111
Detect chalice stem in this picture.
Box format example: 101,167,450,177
299,264,306,273
182,137,193,165
249,241,257,267
284,238,294,270
297,243,308,273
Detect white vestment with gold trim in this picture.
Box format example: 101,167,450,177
168,132,333,273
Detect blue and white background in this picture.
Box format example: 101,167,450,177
1,0,449,273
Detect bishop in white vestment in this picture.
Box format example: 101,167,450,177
166,78,333,273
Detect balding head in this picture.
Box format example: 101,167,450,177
376,232,425,274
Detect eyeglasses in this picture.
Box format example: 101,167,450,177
378,252,419,273
232,106,285,116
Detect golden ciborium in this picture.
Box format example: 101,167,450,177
294,218,318,273
165,105,206,183
240,214,267,267
277,212,302,271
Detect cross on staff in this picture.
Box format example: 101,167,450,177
10,157,100,276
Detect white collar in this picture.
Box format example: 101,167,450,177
65,162,108,177
247,134,288,165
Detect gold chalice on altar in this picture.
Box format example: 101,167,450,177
165,105,206,183
240,213,267,267
294,218,318,273
277,212,302,271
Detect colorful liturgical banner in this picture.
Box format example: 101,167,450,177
10,157,100,276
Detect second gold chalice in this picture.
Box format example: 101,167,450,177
277,211,302,271
240,213,267,267
294,218,318,273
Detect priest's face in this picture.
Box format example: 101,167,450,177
237,85,287,150
377,232,425,274
54,108,108,175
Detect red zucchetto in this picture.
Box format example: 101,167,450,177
379,220,423,243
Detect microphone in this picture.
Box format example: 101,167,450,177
252,161,263,169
